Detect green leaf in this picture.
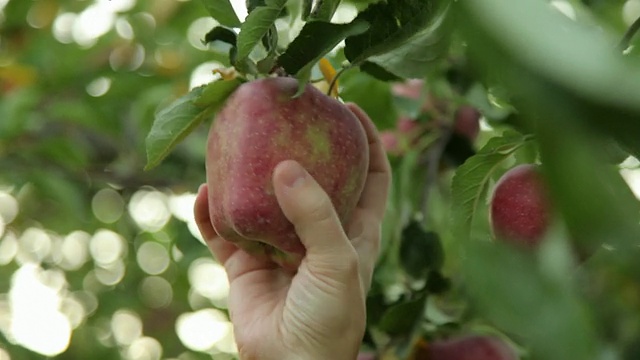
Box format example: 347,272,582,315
193,78,243,107
308,0,341,22
456,0,640,159
199,0,241,28
399,221,444,279
450,131,532,242
377,293,427,336
366,6,452,78
339,70,398,130
145,79,242,170
463,241,599,360
278,19,370,76
203,26,237,46
236,0,287,63
344,0,450,77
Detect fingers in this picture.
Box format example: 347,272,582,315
348,210,382,294
346,103,392,221
272,160,358,272
193,184,238,265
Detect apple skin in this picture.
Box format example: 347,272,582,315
206,77,369,270
416,335,519,360
453,105,481,141
490,164,552,248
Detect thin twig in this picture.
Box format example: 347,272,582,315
327,66,349,97
618,16,640,52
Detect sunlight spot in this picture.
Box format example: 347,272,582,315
111,309,143,346
9,264,70,357
127,336,163,360
230,0,248,22
187,219,205,245
0,347,9,360
215,325,238,354
188,258,230,304
332,3,359,24
137,241,170,275
171,245,184,262
71,291,99,318
168,192,197,222
16,227,52,264
92,188,125,223
116,17,134,39
0,231,17,265
187,17,219,50
550,1,576,20
60,295,86,329
72,4,116,47
26,0,58,29
60,231,90,271
620,168,640,200
87,77,112,97
90,229,126,266
95,260,126,286
100,0,136,13
189,61,223,90
52,12,76,44
129,190,171,232
139,276,173,308
176,309,231,352
0,191,19,224
110,43,146,71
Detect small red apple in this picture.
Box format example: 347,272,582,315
380,131,399,152
453,105,481,141
397,116,420,134
490,164,552,248
392,79,425,100
415,335,519,360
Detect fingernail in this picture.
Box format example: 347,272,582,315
281,161,306,188
198,183,206,194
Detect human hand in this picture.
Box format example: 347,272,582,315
193,103,392,360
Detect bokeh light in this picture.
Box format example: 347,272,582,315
188,258,230,308
90,229,126,266
16,228,51,264
60,231,91,271
175,309,232,352
0,192,19,225
0,231,17,265
126,336,163,360
136,241,170,275
139,276,173,308
128,190,172,232
86,77,112,97
189,61,224,90
8,264,71,356
111,309,143,346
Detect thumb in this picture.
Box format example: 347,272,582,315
272,160,357,267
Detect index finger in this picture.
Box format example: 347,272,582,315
346,102,392,220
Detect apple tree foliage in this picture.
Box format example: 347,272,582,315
2,0,640,359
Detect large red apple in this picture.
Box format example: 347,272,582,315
490,164,552,248
205,77,369,270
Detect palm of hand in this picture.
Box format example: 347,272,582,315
193,104,391,360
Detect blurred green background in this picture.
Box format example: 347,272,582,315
2,0,640,359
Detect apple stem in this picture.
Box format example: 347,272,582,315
327,66,349,97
